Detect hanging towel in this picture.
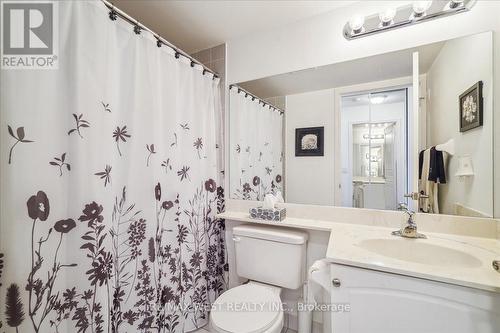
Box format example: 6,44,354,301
428,147,447,184
418,148,440,213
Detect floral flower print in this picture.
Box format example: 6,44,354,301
243,183,251,193
155,183,161,201
236,144,241,153
68,114,90,139
112,125,131,156
146,144,156,166
78,201,104,227
49,153,71,177
7,125,34,164
265,167,272,175
252,176,260,186
162,201,173,210
177,166,190,181
276,174,282,183
94,164,112,187
27,191,50,221
54,219,76,233
194,138,203,159
205,179,216,193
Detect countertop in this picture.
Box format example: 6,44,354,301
217,211,500,293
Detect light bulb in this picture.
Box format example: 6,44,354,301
412,1,432,17
379,8,396,26
348,15,365,34
449,0,464,9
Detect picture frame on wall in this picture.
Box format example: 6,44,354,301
295,126,324,156
459,81,483,132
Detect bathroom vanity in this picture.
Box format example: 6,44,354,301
219,205,500,333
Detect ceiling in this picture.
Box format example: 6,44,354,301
239,41,445,98
113,0,357,53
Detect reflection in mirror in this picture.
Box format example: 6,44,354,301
418,32,493,217
230,31,495,218
341,89,410,210
229,86,284,201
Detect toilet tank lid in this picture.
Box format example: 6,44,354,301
233,225,308,244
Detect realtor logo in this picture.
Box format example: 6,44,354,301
1,1,58,69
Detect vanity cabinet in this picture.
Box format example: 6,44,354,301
330,264,500,333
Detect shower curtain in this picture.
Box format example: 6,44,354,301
0,1,226,332
229,87,283,201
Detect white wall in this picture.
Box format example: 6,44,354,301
226,0,500,218
426,32,493,217
285,89,335,205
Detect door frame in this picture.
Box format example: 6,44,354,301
334,77,413,206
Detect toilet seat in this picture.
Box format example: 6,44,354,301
210,284,283,333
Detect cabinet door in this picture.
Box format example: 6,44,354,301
330,264,500,333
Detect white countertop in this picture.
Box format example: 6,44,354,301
217,211,500,293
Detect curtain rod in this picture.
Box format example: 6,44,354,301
101,0,219,79
230,84,284,114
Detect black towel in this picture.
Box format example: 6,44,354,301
428,147,446,184
419,147,446,184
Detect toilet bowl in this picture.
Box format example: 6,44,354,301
210,282,283,333
209,225,308,333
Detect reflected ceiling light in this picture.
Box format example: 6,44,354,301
348,15,365,34
446,0,464,10
412,1,432,18
370,95,387,104
379,8,396,26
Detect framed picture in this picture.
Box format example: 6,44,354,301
459,81,483,132
295,127,324,156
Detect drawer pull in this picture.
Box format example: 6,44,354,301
332,278,341,287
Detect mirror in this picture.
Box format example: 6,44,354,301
229,31,494,218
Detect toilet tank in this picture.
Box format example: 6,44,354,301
233,224,308,289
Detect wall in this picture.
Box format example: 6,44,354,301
285,89,335,205
225,0,500,217
425,32,493,217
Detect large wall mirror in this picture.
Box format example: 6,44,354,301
229,31,495,218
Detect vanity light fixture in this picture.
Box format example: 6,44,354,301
379,8,396,27
348,15,365,34
411,1,432,19
343,0,476,40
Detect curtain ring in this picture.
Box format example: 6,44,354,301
156,37,162,48
133,21,141,35
190,61,195,68
175,51,180,59
109,5,117,21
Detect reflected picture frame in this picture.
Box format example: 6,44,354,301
295,126,324,156
459,81,483,132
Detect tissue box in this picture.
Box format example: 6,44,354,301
249,206,286,221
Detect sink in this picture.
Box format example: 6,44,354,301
357,238,483,268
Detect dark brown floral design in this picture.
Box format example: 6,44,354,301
101,101,111,113
252,176,260,186
177,166,190,181
68,114,90,139
161,158,172,173
94,164,112,187
146,144,156,166
112,126,131,157
205,179,216,193
276,174,282,183
7,125,34,164
54,219,76,233
155,182,161,201
49,153,71,176
194,138,203,159
162,201,173,210
243,183,251,193
27,191,50,221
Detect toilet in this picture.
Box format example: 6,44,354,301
210,224,308,333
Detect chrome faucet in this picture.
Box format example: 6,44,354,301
391,203,427,239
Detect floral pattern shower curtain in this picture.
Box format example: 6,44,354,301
229,87,283,201
0,1,226,332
